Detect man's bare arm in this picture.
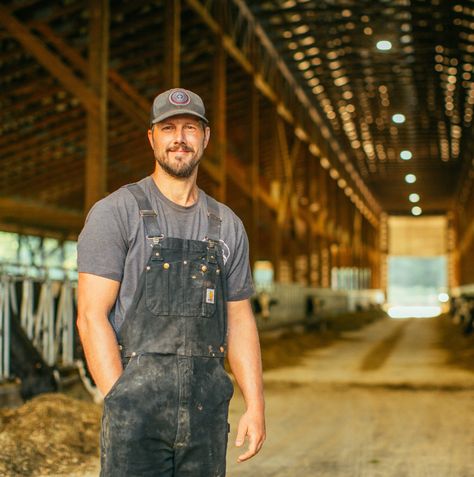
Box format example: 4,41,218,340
76,272,122,397
227,298,266,462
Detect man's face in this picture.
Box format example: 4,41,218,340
147,115,210,179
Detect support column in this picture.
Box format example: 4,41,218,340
271,108,282,281
249,83,260,267
307,151,317,286
85,0,109,212
212,38,227,202
163,0,181,89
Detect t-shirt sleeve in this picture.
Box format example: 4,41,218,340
225,214,255,301
77,194,129,282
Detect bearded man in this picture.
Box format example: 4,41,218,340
76,88,265,477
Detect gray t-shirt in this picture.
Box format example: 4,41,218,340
77,176,254,332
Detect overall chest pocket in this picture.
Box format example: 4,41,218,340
183,253,218,318
145,258,172,315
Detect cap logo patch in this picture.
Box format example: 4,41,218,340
169,90,190,106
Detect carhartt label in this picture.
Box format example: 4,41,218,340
206,288,215,304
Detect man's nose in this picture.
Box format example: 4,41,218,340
173,126,186,142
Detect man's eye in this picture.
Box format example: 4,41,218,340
185,124,197,130
161,125,173,131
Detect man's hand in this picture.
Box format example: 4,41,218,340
235,408,266,462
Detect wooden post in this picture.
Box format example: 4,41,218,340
163,0,181,89
306,149,314,286
213,37,227,202
272,108,282,281
85,0,109,212
249,83,260,267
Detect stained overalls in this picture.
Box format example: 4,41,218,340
100,184,234,477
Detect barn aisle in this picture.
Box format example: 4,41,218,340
226,317,474,477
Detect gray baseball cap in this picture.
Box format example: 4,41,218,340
150,88,209,126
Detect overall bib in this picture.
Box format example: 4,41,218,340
100,184,234,477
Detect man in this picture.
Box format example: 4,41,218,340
77,88,265,476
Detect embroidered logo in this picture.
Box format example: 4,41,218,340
206,288,215,304
169,89,190,106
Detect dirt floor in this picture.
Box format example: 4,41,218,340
1,311,474,477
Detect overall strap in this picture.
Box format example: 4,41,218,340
126,184,162,238
205,195,221,243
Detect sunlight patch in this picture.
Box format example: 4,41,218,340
388,306,441,319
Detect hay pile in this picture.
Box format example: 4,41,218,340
0,393,101,477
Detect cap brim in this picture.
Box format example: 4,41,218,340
151,109,209,126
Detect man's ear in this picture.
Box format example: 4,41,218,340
203,126,211,149
147,128,154,149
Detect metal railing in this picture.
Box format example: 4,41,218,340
0,274,77,381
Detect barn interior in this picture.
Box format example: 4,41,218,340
0,1,474,475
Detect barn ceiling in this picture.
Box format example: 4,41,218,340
248,0,474,215
0,0,473,238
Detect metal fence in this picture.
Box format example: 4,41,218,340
0,274,76,380
253,283,385,331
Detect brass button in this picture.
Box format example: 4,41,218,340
183,260,187,265
219,346,225,353
201,265,207,272
163,263,170,270
146,266,150,271
216,269,220,274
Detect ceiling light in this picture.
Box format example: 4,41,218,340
405,174,416,183
409,193,420,203
400,150,413,160
411,206,422,216
392,113,406,123
376,40,392,51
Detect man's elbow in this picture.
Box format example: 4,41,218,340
76,308,90,339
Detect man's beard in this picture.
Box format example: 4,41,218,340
155,143,202,179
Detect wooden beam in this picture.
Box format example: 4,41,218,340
0,198,83,232
0,4,99,114
85,0,109,211
163,0,181,88
32,21,149,127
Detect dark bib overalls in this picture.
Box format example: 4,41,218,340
100,184,233,477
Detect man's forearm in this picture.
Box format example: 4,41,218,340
228,320,264,411
227,300,264,412
77,311,123,397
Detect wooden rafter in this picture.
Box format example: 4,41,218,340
0,4,99,115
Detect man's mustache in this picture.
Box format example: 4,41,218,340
167,143,194,153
